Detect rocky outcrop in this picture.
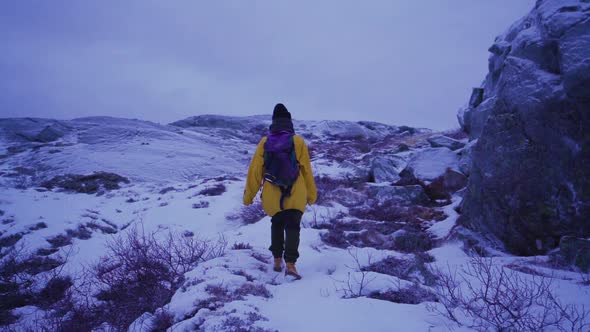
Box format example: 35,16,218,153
458,0,590,255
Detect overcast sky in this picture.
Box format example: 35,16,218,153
0,1,534,130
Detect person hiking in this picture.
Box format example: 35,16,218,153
243,103,317,279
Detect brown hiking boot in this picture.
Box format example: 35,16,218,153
285,262,302,279
273,257,283,272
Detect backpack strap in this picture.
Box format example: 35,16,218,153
279,184,293,210
279,136,297,210
290,136,299,167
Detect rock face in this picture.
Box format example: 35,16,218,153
457,141,475,176
458,0,590,255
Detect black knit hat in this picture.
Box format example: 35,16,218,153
272,103,291,120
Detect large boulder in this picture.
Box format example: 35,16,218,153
394,167,420,186
340,160,371,181
407,148,460,182
427,135,465,151
458,0,590,255
315,120,372,139
369,155,407,183
424,169,468,200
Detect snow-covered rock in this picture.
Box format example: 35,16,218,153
369,155,407,183
127,312,154,332
407,148,460,181
305,119,409,140
315,120,369,139
426,135,465,151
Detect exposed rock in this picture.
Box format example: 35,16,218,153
159,186,177,195
0,118,70,144
340,160,371,181
459,97,498,140
427,135,465,151
329,187,367,207
368,185,430,206
457,141,475,176
458,0,590,255
407,148,460,181
394,167,420,186
424,169,468,200
170,114,254,130
396,143,410,152
557,236,590,272
369,156,407,183
469,88,484,108
316,120,371,139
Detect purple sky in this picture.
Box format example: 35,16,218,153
0,1,534,130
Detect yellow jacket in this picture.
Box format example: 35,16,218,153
243,134,317,216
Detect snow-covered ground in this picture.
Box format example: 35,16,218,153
0,180,454,332
1,115,588,331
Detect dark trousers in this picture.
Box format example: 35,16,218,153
269,209,303,263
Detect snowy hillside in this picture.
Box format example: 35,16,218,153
1,114,589,332
0,115,425,186
0,116,253,185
